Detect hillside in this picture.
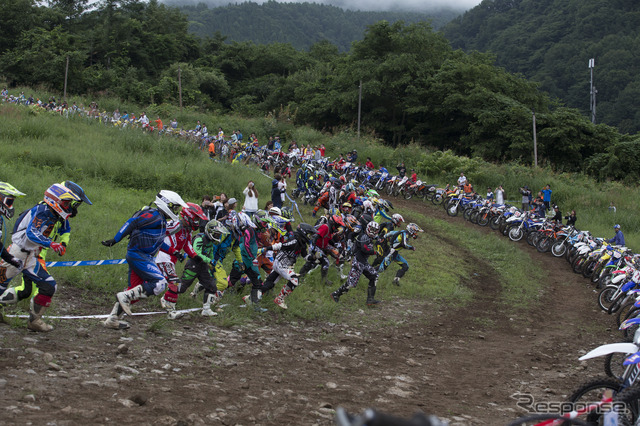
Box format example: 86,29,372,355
176,1,461,51
443,0,640,133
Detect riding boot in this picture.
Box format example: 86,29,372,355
366,285,380,306
321,268,333,286
27,299,53,332
274,285,293,309
0,287,18,305
116,285,147,316
202,291,222,316
103,302,130,329
330,283,350,303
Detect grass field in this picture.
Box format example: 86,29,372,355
0,100,635,324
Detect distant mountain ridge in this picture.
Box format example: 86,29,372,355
173,1,462,51
443,0,640,133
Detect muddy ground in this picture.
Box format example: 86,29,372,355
0,200,617,425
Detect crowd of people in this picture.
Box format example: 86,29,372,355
0,160,425,331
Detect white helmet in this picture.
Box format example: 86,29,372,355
366,221,380,238
392,213,404,226
154,190,188,222
362,200,373,213
269,206,282,216
238,212,256,230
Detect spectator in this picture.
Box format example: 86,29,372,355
457,172,467,187
486,187,494,202
397,162,407,178
264,200,274,211
199,195,216,232
564,210,577,227
242,181,259,216
365,157,374,169
217,127,224,141
520,186,531,211
532,191,546,216
494,185,504,205
208,140,216,159
214,193,228,220
236,130,243,143
550,204,562,223
170,118,178,129
608,224,625,246
463,182,473,194
155,116,163,131
609,201,617,213
267,137,275,151
271,173,284,208
319,144,326,157
541,184,552,209
410,169,417,183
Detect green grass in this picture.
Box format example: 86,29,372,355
0,98,636,326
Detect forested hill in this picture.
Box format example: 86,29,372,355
443,0,640,134
175,1,462,51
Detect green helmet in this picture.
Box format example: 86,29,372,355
0,182,26,219
204,219,229,243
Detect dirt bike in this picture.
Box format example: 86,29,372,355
565,318,640,424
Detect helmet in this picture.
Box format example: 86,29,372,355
61,181,92,205
154,190,188,222
339,175,347,183
406,223,424,238
366,221,380,238
614,224,621,230
345,183,355,192
181,202,208,231
392,213,404,226
269,206,282,216
366,189,380,199
237,212,256,230
0,182,26,219
295,223,318,245
344,215,359,231
44,183,81,220
204,219,229,243
281,207,294,221
330,214,345,229
253,210,272,231
363,200,374,212
341,202,352,213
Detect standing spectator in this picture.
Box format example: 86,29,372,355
410,169,417,183
278,174,287,206
608,224,625,246
113,109,121,121
533,191,546,216
319,144,326,157
198,195,216,232
214,193,228,220
271,173,284,209
541,184,552,209
609,201,617,213
170,118,178,129
236,130,243,143
550,204,562,223
564,210,577,227
397,162,407,178
155,116,163,131
217,127,224,141
457,172,467,187
139,112,149,128
495,185,504,205
486,187,494,202
520,186,531,211
208,140,216,160
194,120,201,132
242,181,259,216
365,157,374,169
267,137,275,151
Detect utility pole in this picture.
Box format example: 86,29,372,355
64,56,69,101
178,67,183,112
357,80,362,139
589,58,596,124
532,109,538,167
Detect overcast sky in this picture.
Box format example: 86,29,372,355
165,0,484,12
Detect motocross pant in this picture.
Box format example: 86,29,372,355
346,258,378,290
0,245,57,307
261,259,299,294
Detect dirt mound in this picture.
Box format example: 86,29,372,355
0,200,616,425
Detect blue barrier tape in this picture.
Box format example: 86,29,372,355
45,259,127,268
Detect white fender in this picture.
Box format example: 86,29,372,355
613,274,629,284
579,343,639,361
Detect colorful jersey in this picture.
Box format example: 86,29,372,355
156,220,197,264
192,232,234,264
12,204,70,252
113,207,169,255
385,230,414,251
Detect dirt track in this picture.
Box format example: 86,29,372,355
0,199,617,425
